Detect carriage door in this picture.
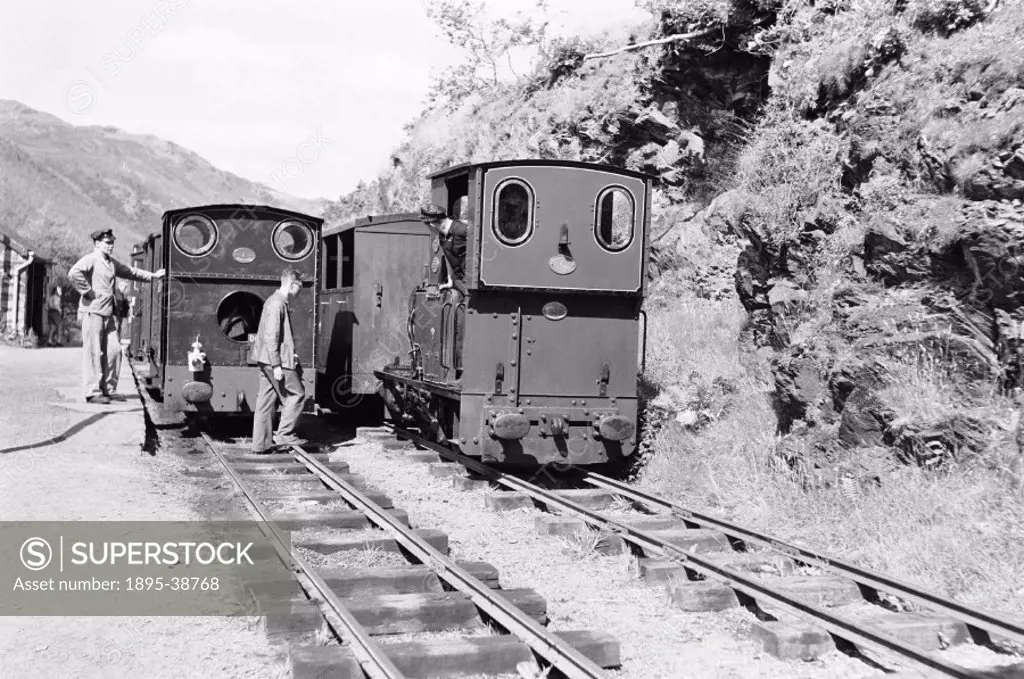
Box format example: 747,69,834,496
478,166,646,292
352,225,431,390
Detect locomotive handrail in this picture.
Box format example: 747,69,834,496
638,309,648,374
439,301,453,370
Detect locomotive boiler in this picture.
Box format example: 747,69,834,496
318,160,651,467
131,204,322,414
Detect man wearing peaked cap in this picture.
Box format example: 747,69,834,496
68,229,166,404
418,204,467,296
418,203,468,382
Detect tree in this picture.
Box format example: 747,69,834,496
423,0,551,109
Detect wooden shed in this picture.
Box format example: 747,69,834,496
0,230,52,342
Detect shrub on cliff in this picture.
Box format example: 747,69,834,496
909,0,989,35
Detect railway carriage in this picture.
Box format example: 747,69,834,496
319,160,651,467
316,213,430,414
132,204,323,414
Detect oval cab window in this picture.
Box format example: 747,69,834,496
273,220,314,261
595,187,635,251
173,214,218,257
493,179,534,246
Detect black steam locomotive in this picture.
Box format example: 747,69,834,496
317,160,651,467
129,205,321,414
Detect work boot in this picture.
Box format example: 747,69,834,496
273,434,309,447
86,395,111,404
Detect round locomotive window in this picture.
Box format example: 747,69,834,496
272,220,314,261
492,179,534,246
595,186,635,252
217,291,264,343
173,214,218,257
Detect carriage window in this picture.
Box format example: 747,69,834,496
493,179,534,246
173,214,218,257
273,220,314,261
340,230,354,287
595,187,635,251
322,235,339,290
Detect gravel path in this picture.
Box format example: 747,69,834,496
0,346,287,679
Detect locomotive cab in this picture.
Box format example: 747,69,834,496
382,160,652,467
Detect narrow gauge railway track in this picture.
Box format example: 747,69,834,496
384,425,1024,679
199,433,616,679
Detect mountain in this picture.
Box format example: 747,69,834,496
0,99,326,268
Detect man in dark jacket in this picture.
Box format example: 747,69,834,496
251,267,306,454
419,203,467,295
419,204,467,378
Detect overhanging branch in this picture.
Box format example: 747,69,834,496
582,29,716,61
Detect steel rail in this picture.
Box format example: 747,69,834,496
284,444,609,679
201,434,406,679
388,426,981,678
583,471,1024,648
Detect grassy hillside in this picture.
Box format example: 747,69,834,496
0,100,324,271
328,0,1024,618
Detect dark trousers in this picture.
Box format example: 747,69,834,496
252,364,305,452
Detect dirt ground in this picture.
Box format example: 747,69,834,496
0,345,288,679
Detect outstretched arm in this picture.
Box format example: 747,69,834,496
113,259,165,282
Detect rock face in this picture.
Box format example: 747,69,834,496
725,5,1024,469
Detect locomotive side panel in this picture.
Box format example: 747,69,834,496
409,290,445,381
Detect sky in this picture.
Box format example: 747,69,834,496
0,0,649,200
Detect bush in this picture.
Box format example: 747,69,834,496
735,106,850,246
910,0,987,35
